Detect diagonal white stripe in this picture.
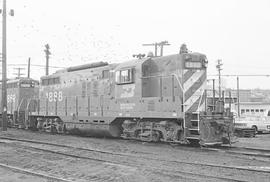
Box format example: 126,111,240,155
184,81,206,112
184,70,205,92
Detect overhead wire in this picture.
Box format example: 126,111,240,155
7,63,65,69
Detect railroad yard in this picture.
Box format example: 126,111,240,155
0,1,270,182
0,129,268,182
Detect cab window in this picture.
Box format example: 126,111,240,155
102,70,109,79
54,77,60,84
115,68,134,84
41,79,49,86
41,77,60,86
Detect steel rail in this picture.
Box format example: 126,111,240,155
0,136,269,173
0,136,269,181
0,163,73,182
202,145,270,158
0,139,248,182
1,135,269,164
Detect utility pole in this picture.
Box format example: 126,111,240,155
212,79,215,111
1,0,6,130
13,67,25,78
1,0,7,131
237,76,240,117
1,0,14,130
160,41,169,56
27,57,30,78
216,59,223,100
44,44,51,76
142,41,170,57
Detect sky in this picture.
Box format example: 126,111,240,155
1,0,270,89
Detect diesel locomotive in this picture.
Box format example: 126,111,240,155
0,77,39,127
0,48,234,145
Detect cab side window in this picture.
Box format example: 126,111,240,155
115,68,134,84
102,70,110,79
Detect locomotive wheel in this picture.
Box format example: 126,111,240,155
63,124,67,134
151,132,161,142
50,126,58,134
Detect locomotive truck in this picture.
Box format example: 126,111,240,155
0,48,234,145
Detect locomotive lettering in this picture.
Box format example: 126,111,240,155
46,91,63,102
120,103,136,110
120,84,135,98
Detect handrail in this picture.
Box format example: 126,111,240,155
171,71,186,138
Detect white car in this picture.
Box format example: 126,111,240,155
235,116,270,134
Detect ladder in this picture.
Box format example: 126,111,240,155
186,112,200,139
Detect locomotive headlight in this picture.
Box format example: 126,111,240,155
185,61,202,69
203,58,208,68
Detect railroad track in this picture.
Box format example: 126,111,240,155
0,163,73,182
0,136,269,172
1,134,270,159
203,145,270,158
0,136,269,182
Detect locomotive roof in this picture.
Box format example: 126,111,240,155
6,77,38,83
42,61,116,78
41,52,207,79
54,61,109,74
114,57,151,70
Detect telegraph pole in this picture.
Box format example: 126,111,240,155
27,57,30,78
212,79,215,111
1,0,14,130
142,41,170,57
216,59,223,100
44,44,51,76
160,41,170,56
237,76,240,117
1,0,7,131
13,67,25,78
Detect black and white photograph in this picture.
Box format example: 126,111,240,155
0,0,269,181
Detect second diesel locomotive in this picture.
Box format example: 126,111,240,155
1,47,234,145
0,78,39,127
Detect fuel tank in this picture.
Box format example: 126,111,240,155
65,122,122,137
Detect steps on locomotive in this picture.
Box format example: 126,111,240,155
188,112,200,131
186,112,200,140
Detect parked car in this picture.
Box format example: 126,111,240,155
235,116,270,134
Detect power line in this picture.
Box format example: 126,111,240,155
209,74,270,77
7,63,65,69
